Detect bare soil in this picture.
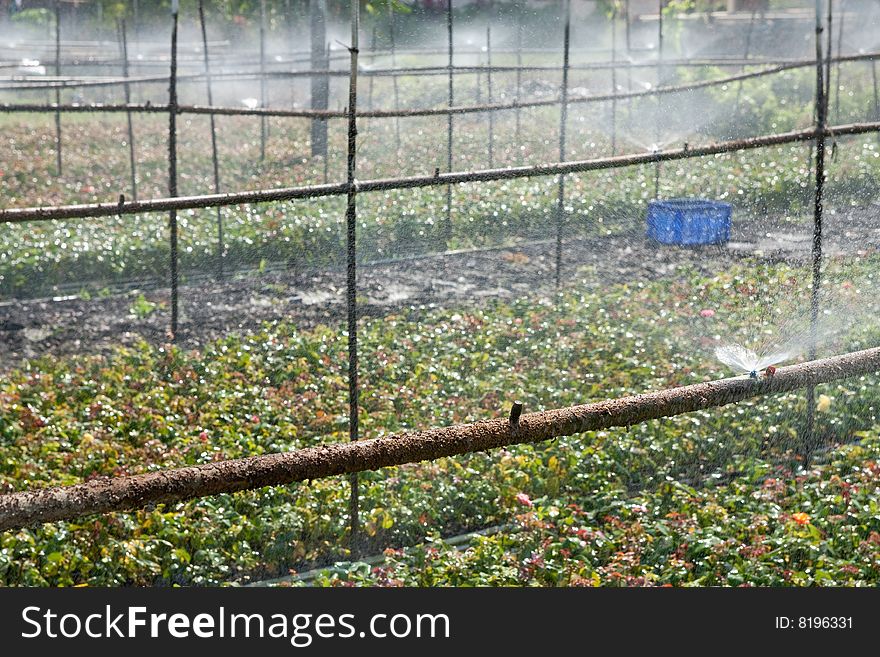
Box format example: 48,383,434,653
1,204,878,369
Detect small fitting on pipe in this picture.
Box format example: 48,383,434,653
509,400,524,427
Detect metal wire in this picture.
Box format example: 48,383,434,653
4,53,877,120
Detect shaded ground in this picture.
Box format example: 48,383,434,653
1,204,878,368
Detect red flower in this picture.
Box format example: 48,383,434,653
515,493,533,508
791,512,810,526
699,309,715,318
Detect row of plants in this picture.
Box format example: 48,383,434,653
1,256,878,585
312,441,880,587
2,54,878,296
2,125,879,297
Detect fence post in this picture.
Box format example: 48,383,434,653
445,0,454,245
872,58,879,142
260,0,268,162
345,0,361,557
733,9,757,118
610,7,617,156
168,2,180,341
388,0,401,159
53,0,62,177
654,0,663,198
475,47,482,105
133,0,140,42
367,23,376,110
804,0,829,464
833,0,845,124
322,44,330,184
199,0,225,279
286,0,295,60
657,0,663,80
118,18,138,202
825,0,833,102
554,0,571,289
487,24,494,169
310,0,329,158
515,0,523,158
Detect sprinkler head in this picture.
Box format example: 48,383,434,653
749,370,758,379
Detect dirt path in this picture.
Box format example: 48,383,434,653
1,204,878,369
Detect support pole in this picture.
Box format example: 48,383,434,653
133,0,140,42
807,0,833,192
654,0,663,198
119,18,138,201
367,22,376,110
259,0,268,162
733,9,757,118
475,49,482,105
199,0,224,278
344,0,361,557
388,0,401,158
555,0,571,289
310,0,329,157
53,0,62,177
487,24,494,168
654,154,661,198
825,0,833,102
610,7,618,156
445,0,454,245
833,0,844,124
626,0,633,141
515,0,524,158
872,58,879,142
805,0,828,463
286,0,295,60
168,4,180,340
657,0,664,82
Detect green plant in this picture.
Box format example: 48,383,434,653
129,293,158,319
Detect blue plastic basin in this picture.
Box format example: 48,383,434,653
646,198,732,245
